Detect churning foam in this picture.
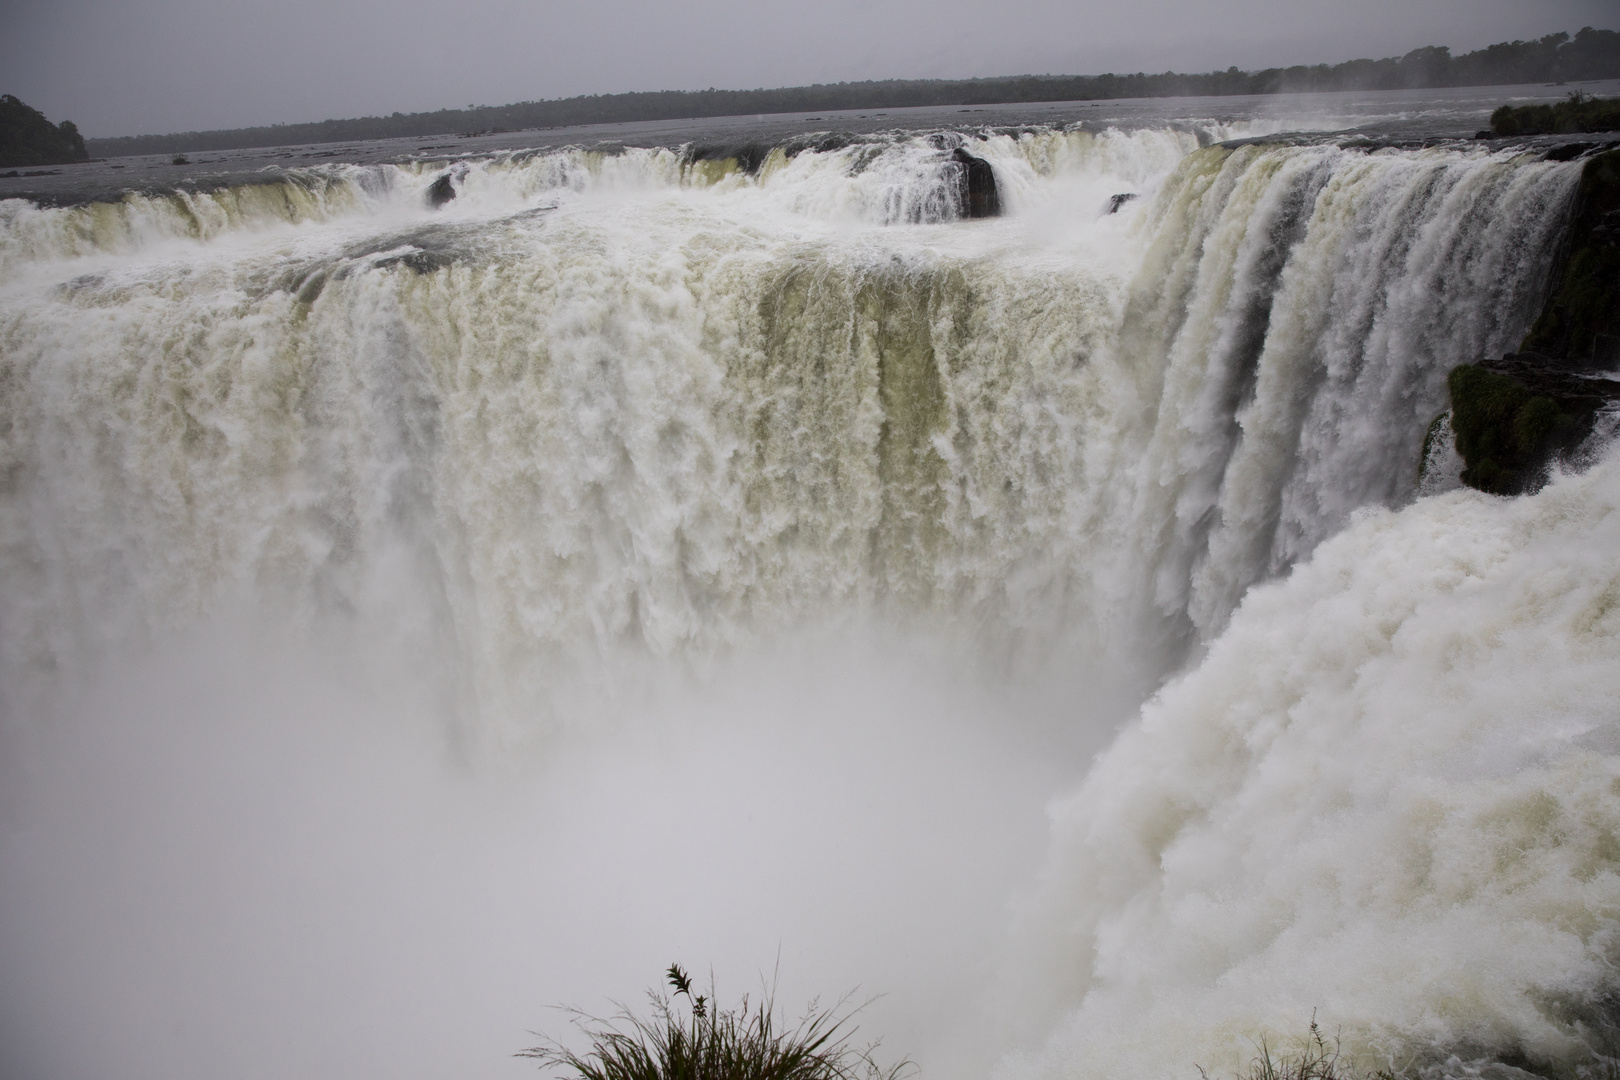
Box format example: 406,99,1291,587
1001,444,1620,1080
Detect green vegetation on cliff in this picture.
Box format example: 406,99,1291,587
84,27,1620,157
1491,91,1620,135
0,95,89,167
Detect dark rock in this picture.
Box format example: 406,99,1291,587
1108,192,1138,214
1543,141,1603,162
1519,148,1620,368
949,147,1000,219
1447,365,1584,495
782,132,856,157
1487,352,1620,404
687,141,774,174
1449,147,1620,494
294,269,329,305
1475,130,1494,139
1592,208,1620,245
376,248,457,274
1449,348,1620,498
427,171,456,208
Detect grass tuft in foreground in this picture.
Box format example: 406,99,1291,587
520,964,915,1080
1202,1018,1395,1080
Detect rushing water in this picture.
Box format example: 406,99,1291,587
2,88,1617,1080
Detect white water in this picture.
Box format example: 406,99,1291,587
1,121,1613,1080
1007,441,1620,1080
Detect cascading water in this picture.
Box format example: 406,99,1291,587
997,447,1620,1080
1,110,1614,1080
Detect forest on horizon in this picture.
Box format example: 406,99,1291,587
72,26,1620,158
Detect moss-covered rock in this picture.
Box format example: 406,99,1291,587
0,94,88,167
1447,365,1583,493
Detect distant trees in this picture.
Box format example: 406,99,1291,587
0,95,89,167
1216,28,1618,94
1559,26,1620,80
82,26,1620,159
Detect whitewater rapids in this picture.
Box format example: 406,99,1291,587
1,115,1615,1080
1001,449,1620,1080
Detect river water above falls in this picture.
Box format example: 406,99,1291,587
2,86,1619,1080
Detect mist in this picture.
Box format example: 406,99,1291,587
0,619,1121,1080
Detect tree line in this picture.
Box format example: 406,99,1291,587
0,94,88,168
59,25,1620,159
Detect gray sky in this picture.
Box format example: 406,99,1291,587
3,0,1616,138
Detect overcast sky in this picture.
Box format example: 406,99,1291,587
3,0,1616,137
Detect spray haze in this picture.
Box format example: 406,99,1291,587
0,621,1097,1080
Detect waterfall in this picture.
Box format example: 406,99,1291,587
0,135,1578,717
0,121,1612,1080
999,445,1620,1080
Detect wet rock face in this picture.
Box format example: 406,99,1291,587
1449,148,1620,494
949,147,1000,218
1521,148,1620,370
428,172,456,208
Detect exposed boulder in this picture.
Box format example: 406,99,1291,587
376,248,457,274
686,140,774,174
1541,140,1617,162
427,171,456,208
950,147,1000,219
0,94,88,168
1447,361,1618,494
1108,192,1138,214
